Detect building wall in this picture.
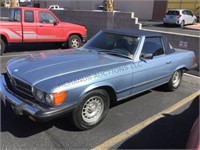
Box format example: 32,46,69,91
38,0,156,20
167,0,200,14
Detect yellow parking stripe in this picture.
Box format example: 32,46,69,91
92,90,200,150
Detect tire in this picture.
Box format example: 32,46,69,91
180,20,185,28
164,23,168,27
68,35,82,48
166,70,183,91
72,89,110,130
0,39,5,55
193,19,197,25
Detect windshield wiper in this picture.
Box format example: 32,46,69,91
97,50,132,59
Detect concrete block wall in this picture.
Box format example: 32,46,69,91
53,10,141,38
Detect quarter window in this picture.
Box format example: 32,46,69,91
142,37,165,56
24,11,34,22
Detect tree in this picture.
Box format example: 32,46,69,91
103,0,115,12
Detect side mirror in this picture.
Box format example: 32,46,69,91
53,21,58,26
141,53,153,59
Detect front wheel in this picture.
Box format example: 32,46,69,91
72,89,110,130
68,35,82,48
193,19,197,25
166,70,183,91
0,39,6,55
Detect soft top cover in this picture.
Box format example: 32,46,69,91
102,29,175,55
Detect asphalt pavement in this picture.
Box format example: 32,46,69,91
139,20,200,36
0,50,200,149
0,20,199,149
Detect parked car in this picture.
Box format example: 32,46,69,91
186,117,199,149
0,29,197,130
48,5,64,10
163,9,197,28
19,2,33,7
0,7,87,55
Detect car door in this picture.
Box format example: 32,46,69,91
186,10,195,24
36,11,63,42
23,10,37,42
131,37,172,94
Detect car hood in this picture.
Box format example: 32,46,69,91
7,49,129,85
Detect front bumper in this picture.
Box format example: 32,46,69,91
188,63,198,70
0,74,75,122
82,35,87,43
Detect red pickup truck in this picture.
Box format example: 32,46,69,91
0,7,87,55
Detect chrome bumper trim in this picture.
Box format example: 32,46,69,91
0,74,39,115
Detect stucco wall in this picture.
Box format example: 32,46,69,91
53,10,141,38
43,0,155,20
115,0,154,20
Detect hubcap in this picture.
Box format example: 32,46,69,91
82,96,104,123
71,38,80,48
172,71,180,87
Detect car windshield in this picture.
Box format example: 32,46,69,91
167,11,180,15
83,31,141,59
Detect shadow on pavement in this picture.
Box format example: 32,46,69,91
6,43,60,53
118,96,199,149
0,102,79,137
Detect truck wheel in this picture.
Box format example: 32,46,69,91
68,35,82,48
166,70,183,91
0,39,5,55
72,89,110,130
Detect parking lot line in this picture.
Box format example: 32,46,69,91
92,90,200,150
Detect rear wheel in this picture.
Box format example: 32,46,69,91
0,39,6,55
180,20,185,28
166,70,183,91
72,89,110,130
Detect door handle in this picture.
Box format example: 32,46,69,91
166,61,172,64
39,25,44,27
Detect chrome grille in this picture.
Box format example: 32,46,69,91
7,73,33,98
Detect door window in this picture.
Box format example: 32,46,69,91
142,37,165,56
39,12,57,24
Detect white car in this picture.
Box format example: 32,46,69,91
48,5,64,10
163,9,197,28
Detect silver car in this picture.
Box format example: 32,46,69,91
163,9,197,27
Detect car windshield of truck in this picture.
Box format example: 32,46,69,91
9,9,21,22
83,31,141,59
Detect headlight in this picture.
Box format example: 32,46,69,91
45,93,54,106
35,89,44,102
33,87,67,106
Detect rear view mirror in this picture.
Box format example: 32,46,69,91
53,21,58,26
141,53,153,59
